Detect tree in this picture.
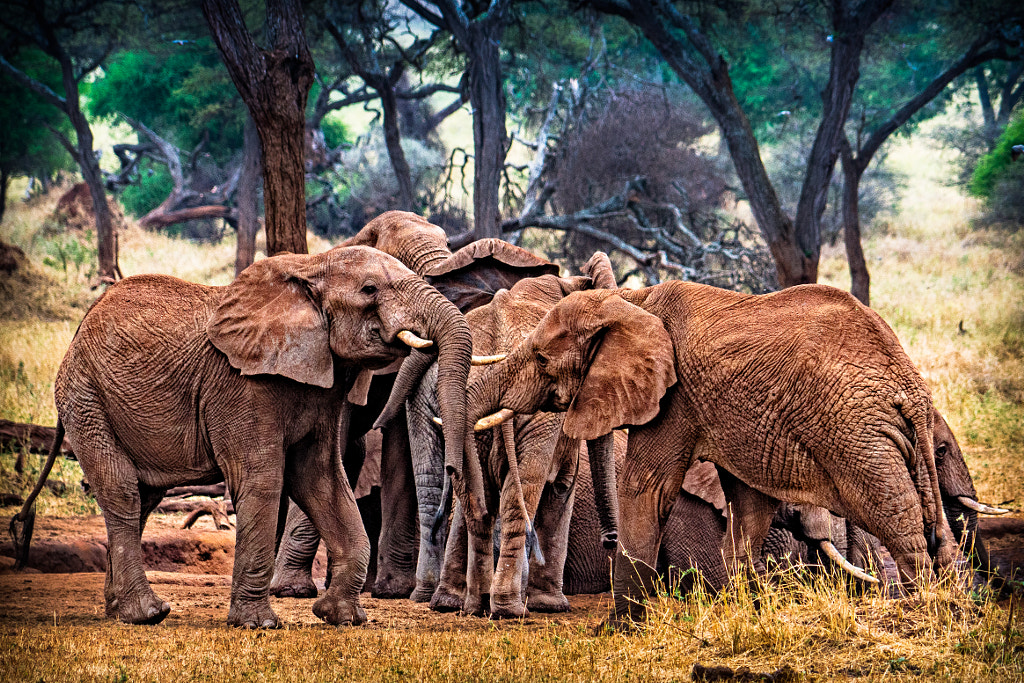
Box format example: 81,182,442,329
401,0,513,238
587,0,896,289
0,0,141,281
0,49,74,223
202,0,315,256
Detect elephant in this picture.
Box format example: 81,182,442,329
463,282,958,624
762,409,1008,588
10,246,474,628
269,211,559,599
381,252,621,617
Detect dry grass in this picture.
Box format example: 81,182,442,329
0,572,1020,681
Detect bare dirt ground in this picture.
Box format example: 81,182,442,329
0,511,613,630
0,510,1020,631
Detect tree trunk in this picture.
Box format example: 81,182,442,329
840,148,870,306
466,26,507,239
202,0,314,257
976,66,999,150
236,115,261,276
0,168,8,224
380,81,415,210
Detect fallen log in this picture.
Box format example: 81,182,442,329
164,484,227,499
2,419,75,473
156,499,235,515
181,502,234,531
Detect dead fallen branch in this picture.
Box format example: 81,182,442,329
164,484,227,499
181,502,234,531
156,499,235,515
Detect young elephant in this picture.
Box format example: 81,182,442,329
465,283,956,625
11,247,473,628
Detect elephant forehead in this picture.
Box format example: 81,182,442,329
326,246,415,282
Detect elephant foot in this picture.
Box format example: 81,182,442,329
105,592,171,625
462,592,490,618
428,584,464,613
410,582,437,603
526,590,571,613
227,600,280,629
371,573,416,599
313,593,367,626
269,571,318,599
490,595,529,619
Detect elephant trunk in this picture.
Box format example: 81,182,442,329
409,284,473,488
586,433,620,550
374,350,435,430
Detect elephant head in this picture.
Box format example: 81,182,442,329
465,289,677,441
206,246,474,476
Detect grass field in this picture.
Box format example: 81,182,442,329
1,129,1022,680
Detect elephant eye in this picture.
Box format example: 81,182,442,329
361,283,378,296
535,352,549,368
935,444,947,460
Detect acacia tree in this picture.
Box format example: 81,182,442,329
401,0,513,238
587,0,897,289
202,0,314,256
0,0,138,281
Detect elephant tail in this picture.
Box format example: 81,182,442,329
431,474,453,544
898,403,944,555
9,418,64,570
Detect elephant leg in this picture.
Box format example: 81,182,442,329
832,447,931,588
408,368,448,602
74,419,170,626
717,471,778,577
659,492,728,596
430,496,468,612
490,460,546,618
221,446,285,629
372,417,419,598
526,483,574,613
270,502,321,599
611,416,694,626
285,434,370,626
463,509,495,617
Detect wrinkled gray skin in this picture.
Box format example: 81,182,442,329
399,256,620,617
15,247,473,628
270,212,559,600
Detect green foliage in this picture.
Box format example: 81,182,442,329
119,159,174,217
88,43,245,163
320,114,351,150
41,231,98,282
0,48,76,182
971,113,1024,198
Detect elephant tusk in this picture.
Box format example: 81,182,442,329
957,496,1010,515
820,540,880,585
431,416,443,429
471,353,506,366
397,330,433,349
474,408,514,432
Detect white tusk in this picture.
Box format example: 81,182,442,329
957,496,1010,515
397,330,433,349
431,416,443,428
820,540,880,585
474,408,514,432
471,354,506,366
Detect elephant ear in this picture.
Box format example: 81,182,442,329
681,460,727,517
426,238,559,313
563,294,677,440
207,254,333,388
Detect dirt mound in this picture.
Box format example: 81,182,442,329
0,238,89,321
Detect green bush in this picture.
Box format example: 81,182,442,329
119,160,173,218
969,113,1024,199
320,115,350,150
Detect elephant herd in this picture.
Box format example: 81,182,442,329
10,211,1009,629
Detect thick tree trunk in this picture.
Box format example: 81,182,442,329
466,27,507,239
840,149,870,306
0,168,8,224
202,0,314,257
235,115,261,276
976,67,999,151
380,82,415,210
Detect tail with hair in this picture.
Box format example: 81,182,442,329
10,419,64,570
